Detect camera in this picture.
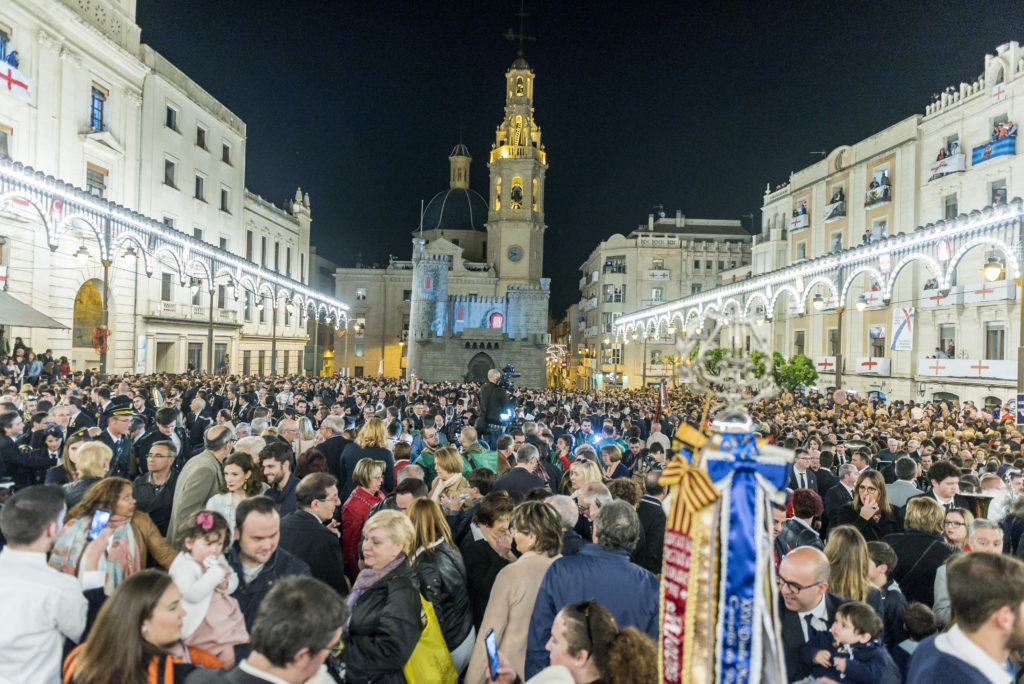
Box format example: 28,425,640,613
498,363,520,391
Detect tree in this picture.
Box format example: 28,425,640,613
749,351,767,379
705,347,729,374
773,353,818,392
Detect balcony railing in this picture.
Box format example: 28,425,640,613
961,279,1016,304
920,285,962,307
918,357,1014,380
789,213,809,231
815,356,837,373
647,269,670,281
854,357,890,375
927,153,966,181
148,301,240,324
823,201,845,221
864,184,891,206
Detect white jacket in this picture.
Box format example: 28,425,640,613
169,552,239,638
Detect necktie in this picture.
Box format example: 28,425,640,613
799,472,806,489
803,614,818,641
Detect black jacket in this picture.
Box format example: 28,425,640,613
813,468,838,499
789,467,818,493
777,518,823,552
822,483,853,535
97,429,134,478
636,495,666,574
480,381,511,425
493,467,548,495
780,592,849,682
318,434,352,482
561,529,587,556
226,542,310,630
1,436,52,489
343,558,423,684
135,427,190,474
881,529,959,607
906,491,974,511
834,502,904,542
278,509,347,597
412,541,473,650
133,470,178,537
338,443,396,501
62,476,102,509
461,536,512,630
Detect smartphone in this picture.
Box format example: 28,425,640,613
87,509,111,541
485,629,500,679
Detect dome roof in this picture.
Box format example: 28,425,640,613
450,143,471,158
511,56,530,70
421,187,488,233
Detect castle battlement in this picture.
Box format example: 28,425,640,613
451,294,505,304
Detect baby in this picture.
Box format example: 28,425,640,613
801,601,888,684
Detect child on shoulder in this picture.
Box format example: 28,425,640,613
801,600,888,684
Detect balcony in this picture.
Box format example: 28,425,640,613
861,290,885,309
927,153,966,181
579,276,587,290
823,201,845,221
647,269,670,281
962,279,1016,304
640,299,663,309
147,301,239,324
643,364,673,377
864,184,891,207
854,357,890,375
814,356,837,374
919,285,962,308
584,326,598,337
918,357,1015,381
971,131,1016,166
789,213,809,231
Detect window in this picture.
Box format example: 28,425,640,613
191,279,202,306
220,187,230,212
986,322,1005,360
354,366,364,378
165,105,178,131
0,123,11,157
991,178,1008,205
85,164,107,198
694,260,701,270
489,312,504,329
222,143,232,165
451,238,460,246
718,261,724,270
243,291,252,321
356,288,367,300
286,247,291,277
610,345,622,365
242,350,251,375
939,324,955,356
193,227,203,241
163,216,176,229
870,336,885,358
260,237,267,267
246,230,253,261
194,174,205,201
651,258,664,269
651,287,663,302
602,312,616,333
355,343,365,357
258,350,265,375
163,158,177,187
259,301,265,323
89,85,107,131
796,242,806,260
219,237,227,250
603,256,626,274
274,242,280,271
794,330,805,356
403,290,411,302
300,254,305,283
283,350,289,375
871,218,887,241
217,284,226,309
0,28,9,60
604,284,625,303
196,125,207,149
690,283,702,295
830,232,843,252
828,328,839,355
160,273,173,302
944,193,958,219
705,260,712,269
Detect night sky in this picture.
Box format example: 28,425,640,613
136,1,1024,315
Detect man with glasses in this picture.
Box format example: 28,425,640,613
96,396,135,478
778,546,849,682
132,440,178,537
135,407,189,474
279,473,347,597
788,448,818,492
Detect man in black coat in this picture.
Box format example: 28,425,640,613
907,459,972,510
788,448,818,492
65,396,94,437
636,470,667,574
822,464,858,537
315,416,351,482
492,444,548,495
812,451,839,500
778,546,850,682
279,473,348,597
134,407,190,474
96,396,135,478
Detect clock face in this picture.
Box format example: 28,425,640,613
507,245,523,262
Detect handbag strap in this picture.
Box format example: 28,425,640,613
901,539,941,583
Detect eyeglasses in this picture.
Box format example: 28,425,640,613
777,574,825,595
945,520,966,528
857,485,878,493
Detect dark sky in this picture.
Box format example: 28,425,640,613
136,1,1024,315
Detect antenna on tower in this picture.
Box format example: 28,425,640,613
503,0,535,56
418,198,425,247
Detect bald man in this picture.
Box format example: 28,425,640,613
778,546,850,682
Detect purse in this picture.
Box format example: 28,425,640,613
403,594,458,684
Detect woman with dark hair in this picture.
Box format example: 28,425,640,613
44,430,90,487
295,447,328,478
466,500,563,684
834,469,904,541
63,569,222,683
461,491,517,630
205,451,266,532
50,477,177,593
491,599,657,684
408,498,474,671
777,488,824,552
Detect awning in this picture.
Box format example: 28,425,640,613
0,291,68,329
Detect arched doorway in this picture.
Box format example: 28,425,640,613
72,280,103,348
467,352,495,383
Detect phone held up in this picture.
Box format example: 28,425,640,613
485,629,500,679
87,509,111,541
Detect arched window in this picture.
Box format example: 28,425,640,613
532,178,538,211
516,76,525,96
489,312,504,329
494,177,501,211
510,177,523,210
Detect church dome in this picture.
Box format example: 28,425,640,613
511,56,530,70
450,143,471,158
421,187,488,232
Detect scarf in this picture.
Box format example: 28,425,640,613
431,473,462,503
49,516,140,595
346,553,406,615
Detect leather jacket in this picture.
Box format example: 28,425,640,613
412,541,473,650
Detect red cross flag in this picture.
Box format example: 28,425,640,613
0,64,30,103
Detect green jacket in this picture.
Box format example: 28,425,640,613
462,442,486,473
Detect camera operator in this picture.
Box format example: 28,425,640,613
478,368,512,450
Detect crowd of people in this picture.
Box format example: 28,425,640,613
1,366,1024,682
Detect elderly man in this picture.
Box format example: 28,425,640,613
932,518,1004,626
168,424,232,535
279,473,346,597
546,494,587,556
316,415,351,483
886,456,923,508
778,546,850,682
525,500,659,678
492,444,548,495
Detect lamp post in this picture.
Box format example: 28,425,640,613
834,305,845,391
343,321,350,378
311,315,319,377
270,300,278,377
641,331,650,387
99,256,111,380
206,283,215,373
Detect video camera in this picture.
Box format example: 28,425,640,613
498,363,520,391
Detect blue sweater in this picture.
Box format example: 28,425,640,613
800,630,888,684
906,634,998,684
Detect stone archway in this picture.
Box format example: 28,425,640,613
467,351,495,383
72,279,103,348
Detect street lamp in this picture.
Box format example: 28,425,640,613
983,255,1005,282
74,244,91,262
812,293,825,310
855,294,867,312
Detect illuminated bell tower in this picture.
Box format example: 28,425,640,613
487,55,548,292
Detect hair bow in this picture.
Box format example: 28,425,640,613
196,511,214,530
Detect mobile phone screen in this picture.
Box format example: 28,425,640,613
485,629,500,679
87,509,111,541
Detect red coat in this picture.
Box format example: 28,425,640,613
341,486,385,578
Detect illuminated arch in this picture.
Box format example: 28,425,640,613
884,253,943,298
839,267,885,307
769,285,800,312
111,232,153,275
744,292,770,318
152,246,184,282
945,235,1021,288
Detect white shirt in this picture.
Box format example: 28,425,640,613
934,624,1013,684
238,658,293,684
797,596,830,642
0,549,88,684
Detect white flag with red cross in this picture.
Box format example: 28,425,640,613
0,63,30,103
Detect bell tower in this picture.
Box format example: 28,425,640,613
486,56,547,292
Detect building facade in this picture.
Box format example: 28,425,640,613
617,41,1024,408
334,56,551,386
0,0,342,374
569,210,751,389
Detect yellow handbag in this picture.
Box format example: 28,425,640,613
403,594,458,684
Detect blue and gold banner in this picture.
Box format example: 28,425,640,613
972,135,1016,165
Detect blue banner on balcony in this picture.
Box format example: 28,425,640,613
972,135,1016,165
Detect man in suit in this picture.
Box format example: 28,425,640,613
812,451,838,499
134,407,190,474
279,473,347,597
637,470,667,574
237,393,257,425
908,460,971,510
65,396,94,437
97,396,135,478
168,424,231,536
788,448,818,493
184,575,348,684
778,546,850,682
492,444,548,495
885,456,923,508
823,464,858,535
316,416,351,483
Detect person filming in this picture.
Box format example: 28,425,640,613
479,368,512,451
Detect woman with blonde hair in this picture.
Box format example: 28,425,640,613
341,458,387,580
834,469,903,541
567,459,603,499
339,417,396,500
61,441,112,508
342,510,422,684
881,496,959,606
429,446,471,513
823,525,882,613
408,498,474,672
943,507,975,550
